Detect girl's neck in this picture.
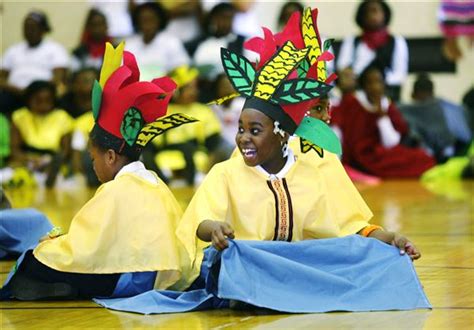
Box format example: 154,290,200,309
261,155,288,175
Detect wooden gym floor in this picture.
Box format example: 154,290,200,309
1,180,473,329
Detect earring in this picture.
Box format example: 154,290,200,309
281,141,289,158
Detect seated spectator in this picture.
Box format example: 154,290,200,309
10,81,73,187
143,66,227,185
399,74,471,163
58,68,99,186
160,0,203,43
0,11,70,115
125,2,190,81
336,0,408,102
209,73,244,149
89,0,135,39
188,3,245,80
59,68,98,119
331,66,435,178
463,87,474,134
438,0,474,61
277,1,304,30
71,9,112,71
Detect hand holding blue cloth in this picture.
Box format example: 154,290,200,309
95,236,431,314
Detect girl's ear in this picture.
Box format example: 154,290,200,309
105,149,117,165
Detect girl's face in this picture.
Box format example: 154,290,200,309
73,70,97,96
23,17,44,46
209,10,234,37
363,1,385,30
138,8,160,40
175,79,198,104
216,76,235,99
236,108,287,173
362,69,385,100
307,98,331,124
88,144,114,183
29,89,55,115
88,14,108,41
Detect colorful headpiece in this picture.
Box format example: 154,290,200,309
168,65,199,88
212,7,341,155
90,43,197,158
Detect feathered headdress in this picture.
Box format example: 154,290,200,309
90,42,197,158
210,7,341,155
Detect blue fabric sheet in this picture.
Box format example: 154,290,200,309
0,209,53,259
95,236,431,314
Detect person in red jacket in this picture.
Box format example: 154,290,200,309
331,65,435,178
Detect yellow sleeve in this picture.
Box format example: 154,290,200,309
318,152,373,236
174,162,230,288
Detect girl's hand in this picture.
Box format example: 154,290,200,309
197,220,235,250
210,222,235,251
391,233,421,260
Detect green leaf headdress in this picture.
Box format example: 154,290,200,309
210,7,341,156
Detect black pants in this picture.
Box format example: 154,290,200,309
11,250,120,299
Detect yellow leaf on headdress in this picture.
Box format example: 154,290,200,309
207,93,240,106
302,8,326,82
253,41,308,100
99,42,125,88
302,8,320,66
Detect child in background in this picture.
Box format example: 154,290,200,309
1,44,193,301
144,65,228,185
336,0,408,101
71,9,112,71
331,66,436,178
59,68,100,186
10,81,73,187
210,73,244,149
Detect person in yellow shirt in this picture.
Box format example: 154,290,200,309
93,7,428,315
179,7,420,290
2,43,195,300
10,80,73,187
144,65,230,185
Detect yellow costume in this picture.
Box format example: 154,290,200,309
34,164,185,289
74,111,94,138
176,148,372,288
12,108,73,152
153,103,221,147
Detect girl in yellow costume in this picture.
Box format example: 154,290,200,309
3,43,196,300
10,81,74,187
178,7,421,290
94,8,429,315
143,65,228,185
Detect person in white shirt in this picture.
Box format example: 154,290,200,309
0,11,70,115
125,2,190,82
336,0,408,102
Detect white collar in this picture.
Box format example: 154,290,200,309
355,90,390,113
255,148,296,180
115,161,158,184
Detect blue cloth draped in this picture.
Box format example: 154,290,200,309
0,208,53,259
95,236,431,314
